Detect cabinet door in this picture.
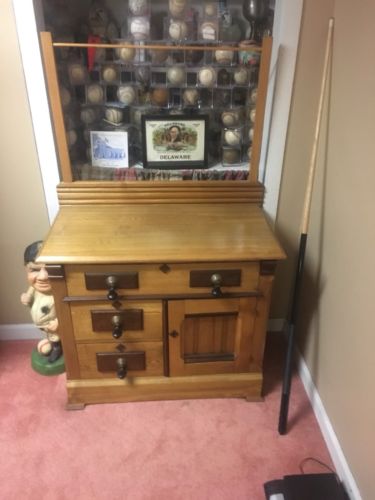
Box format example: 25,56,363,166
168,297,257,376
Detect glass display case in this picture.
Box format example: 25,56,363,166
39,0,274,205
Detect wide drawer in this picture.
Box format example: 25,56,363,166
76,341,164,379
70,301,162,342
65,262,260,297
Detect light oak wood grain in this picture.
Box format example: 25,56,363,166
66,372,263,406
37,204,286,265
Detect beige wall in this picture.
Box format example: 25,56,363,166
274,0,375,497
0,0,50,324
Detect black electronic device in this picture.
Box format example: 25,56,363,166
264,473,348,500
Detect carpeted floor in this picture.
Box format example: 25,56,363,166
0,333,334,500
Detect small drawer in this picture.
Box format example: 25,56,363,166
65,262,259,297
70,301,162,342
76,341,164,379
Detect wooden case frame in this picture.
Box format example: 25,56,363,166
39,32,273,206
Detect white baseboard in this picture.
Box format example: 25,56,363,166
0,323,42,340
296,349,362,500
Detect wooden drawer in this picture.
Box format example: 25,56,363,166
76,341,164,379
65,262,260,297
70,301,162,342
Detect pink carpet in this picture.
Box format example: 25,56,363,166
0,334,334,500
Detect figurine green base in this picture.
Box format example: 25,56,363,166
31,348,65,376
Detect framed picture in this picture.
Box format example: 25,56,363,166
90,130,129,168
142,115,208,169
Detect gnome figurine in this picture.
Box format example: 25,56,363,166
21,241,64,374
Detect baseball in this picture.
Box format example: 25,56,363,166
117,85,136,105
66,129,77,147
151,87,169,106
130,17,150,41
167,66,186,85
250,88,258,103
169,20,188,40
234,67,249,85
224,129,242,146
215,50,234,64
182,88,199,106
221,110,239,127
250,108,256,123
204,2,217,16
60,86,71,107
86,84,104,104
249,127,254,141
105,107,123,124
129,0,148,16
222,148,240,164
132,108,143,126
198,67,216,86
68,63,86,84
102,65,118,83
150,49,169,64
134,65,151,84
80,107,98,125
169,0,187,18
247,146,252,160
116,46,136,62
37,338,52,356
201,21,217,41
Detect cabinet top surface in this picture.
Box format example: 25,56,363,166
37,204,285,264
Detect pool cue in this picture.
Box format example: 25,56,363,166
278,18,334,435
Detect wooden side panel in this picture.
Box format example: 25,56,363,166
39,32,72,182
251,273,275,372
249,36,273,183
48,268,80,379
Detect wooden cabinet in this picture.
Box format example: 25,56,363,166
38,204,284,407
36,3,285,407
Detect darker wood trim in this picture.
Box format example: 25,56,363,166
63,291,262,302
96,351,145,372
91,309,143,331
184,352,235,363
260,260,277,275
190,269,241,287
85,272,139,290
46,265,65,279
185,312,238,319
162,300,169,377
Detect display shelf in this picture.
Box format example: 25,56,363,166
40,24,272,204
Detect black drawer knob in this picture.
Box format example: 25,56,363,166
111,315,123,339
116,358,127,379
210,273,223,297
106,275,119,301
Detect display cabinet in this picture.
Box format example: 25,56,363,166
36,0,285,408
